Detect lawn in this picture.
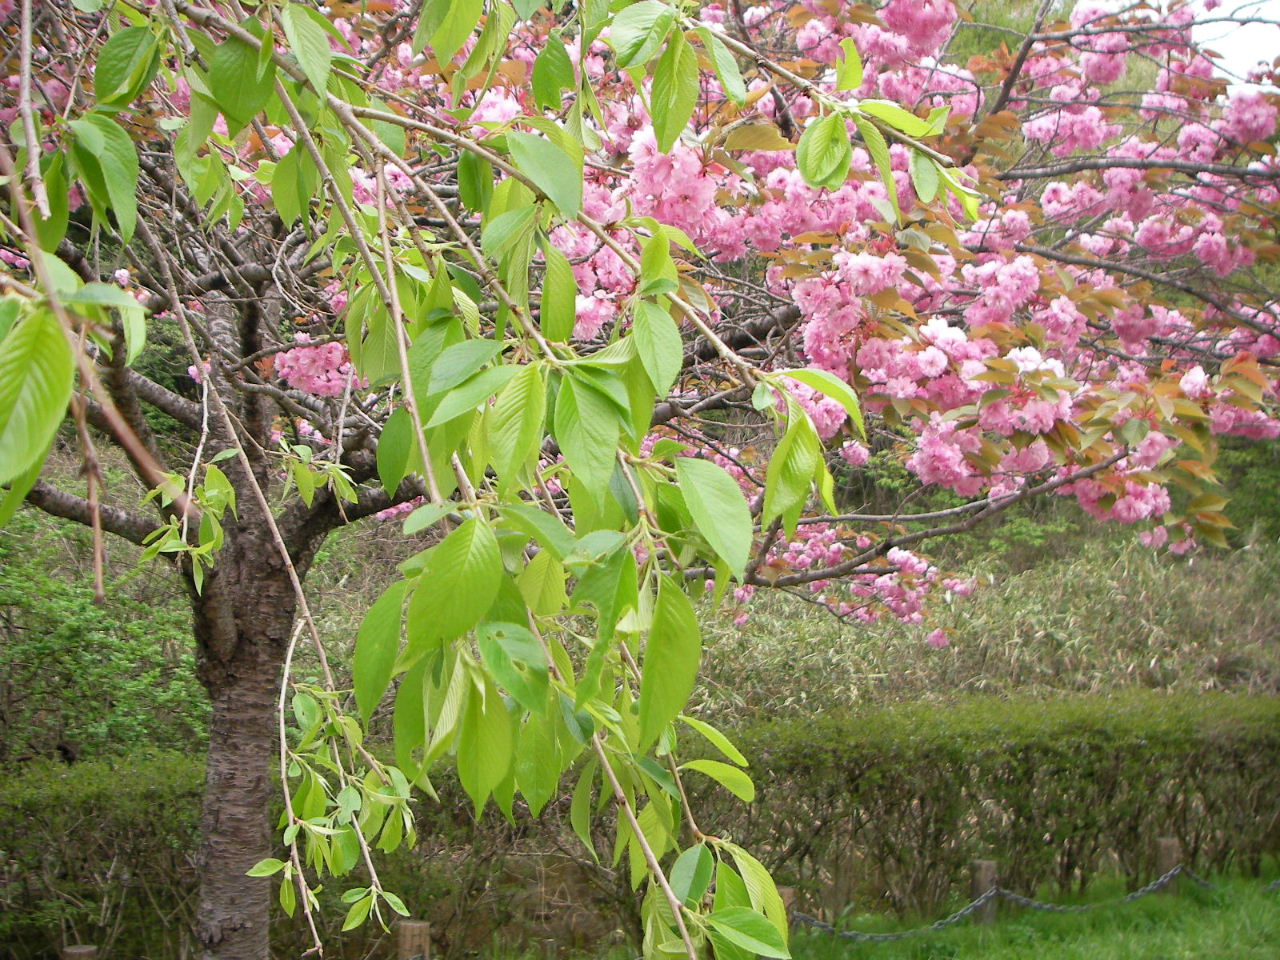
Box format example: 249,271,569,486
790,873,1280,960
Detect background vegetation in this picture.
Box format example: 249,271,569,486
3,446,1279,957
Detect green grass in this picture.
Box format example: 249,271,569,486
790,874,1280,960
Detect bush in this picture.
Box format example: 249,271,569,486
0,754,634,960
4,695,1276,956
0,512,206,763
700,692,1280,918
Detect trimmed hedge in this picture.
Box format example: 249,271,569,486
705,692,1280,916
2,693,1277,955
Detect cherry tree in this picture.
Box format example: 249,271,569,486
1,0,1278,958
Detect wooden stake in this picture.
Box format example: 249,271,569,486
396,919,431,960
970,859,998,925
1156,837,1182,895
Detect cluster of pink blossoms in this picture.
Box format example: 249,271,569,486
274,335,363,398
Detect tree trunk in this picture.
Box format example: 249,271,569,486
191,542,299,960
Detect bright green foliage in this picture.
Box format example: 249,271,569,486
0,514,206,762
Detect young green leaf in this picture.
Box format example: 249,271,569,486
637,576,700,752
706,906,791,959
669,843,714,907
651,31,699,153
858,99,933,137
835,36,863,91
94,26,161,107
507,132,583,216
488,362,546,489
532,38,576,112
910,149,941,205
0,310,73,487
762,414,819,535
407,519,502,648
208,37,276,136
695,27,746,106
633,300,682,397
675,457,753,579
476,621,549,715
431,0,484,66
854,116,900,222
280,3,333,95
778,368,864,439
554,376,621,492
680,759,756,802
795,113,852,191
539,242,578,342
353,581,407,724
457,675,515,811
679,715,749,766
609,1,675,69
69,114,139,241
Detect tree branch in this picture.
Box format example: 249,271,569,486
25,480,155,546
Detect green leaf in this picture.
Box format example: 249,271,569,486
532,38,576,112
779,368,864,439
670,843,714,907
651,31,699,153
680,759,755,802
726,843,790,942
247,857,287,877
477,621,549,715
341,894,374,931
854,117,900,223
696,27,746,106
835,36,863,91
0,310,73,487
516,549,568,616
679,715,748,766
554,376,620,493
425,364,521,427
377,405,415,494
675,457,753,580
707,907,790,959
609,1,675,69
515,706,561,817
457,675,515,811
431,0,484,66
426,339,506,396
633,301,682,397
481,205,538,260
208,36,276,135
407,518,502,648
458,151,494,212
95,26,161,107
762,414,819,535
795,113,851,192
507,132,583,216
637,576,700,752
281,3,333,95
69,114,139,241
353,581,407,724
570,758,598,860
858,99,933,137
539,242,578,342
488,362,546,490
909,150,940,205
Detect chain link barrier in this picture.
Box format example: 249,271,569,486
792,864,1274,944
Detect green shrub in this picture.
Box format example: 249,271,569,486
0,755,633,959
699,692,1280,918
0,512,206,763
5,695,1276,956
